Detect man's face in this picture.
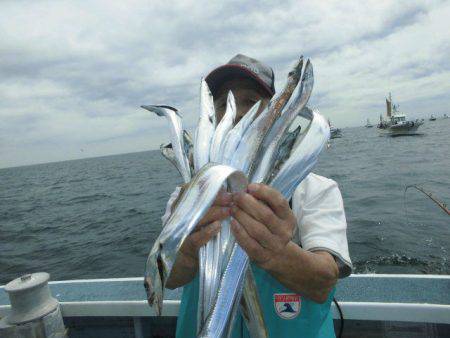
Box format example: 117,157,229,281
213,78,271,124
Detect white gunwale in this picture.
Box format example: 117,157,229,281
1,275,449,325
1,300,449,324
2,274,447,288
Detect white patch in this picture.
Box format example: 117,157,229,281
274,293,301,319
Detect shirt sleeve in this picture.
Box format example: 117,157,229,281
161,186,182,226
291,173,352,278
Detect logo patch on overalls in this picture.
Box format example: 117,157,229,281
274,293,301,319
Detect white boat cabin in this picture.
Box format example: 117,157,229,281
391,113,407,124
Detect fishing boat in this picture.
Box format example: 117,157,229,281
377,93,424,136
328,119,342,138
1,273,449,337
365,118,373,128
430,114,436,121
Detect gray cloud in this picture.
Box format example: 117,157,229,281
1,0,449,168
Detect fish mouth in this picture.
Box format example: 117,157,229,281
144,270,164,314
141,104,181,117
144,244,167,315
141,104,178,111
144,276,154,306
156,104,178,112
140,104,155,110
156,250,166,288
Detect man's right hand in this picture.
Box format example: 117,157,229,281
165,190,233,289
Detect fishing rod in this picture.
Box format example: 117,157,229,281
404,185,450,216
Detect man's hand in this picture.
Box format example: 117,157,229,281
231,183,338,303
166,190,232,289
230,183,296,270
179,190,232,261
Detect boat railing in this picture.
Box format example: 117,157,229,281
1,274,449,324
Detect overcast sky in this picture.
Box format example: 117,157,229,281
1,0,449,168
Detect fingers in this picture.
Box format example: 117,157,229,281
230,219,271,265
232,191,280,235
191,221,221,248
213,190,233,207
197,205,231,228
231,205,279,251
247,183,291,220
182,222,221,258
194,190,232,229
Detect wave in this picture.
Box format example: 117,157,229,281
354,253,449,274
66,193,112,204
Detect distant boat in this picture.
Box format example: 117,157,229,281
365,119,373,128
443,114,449,119
429,114,436,121
377,93,423,136
328,119,342,139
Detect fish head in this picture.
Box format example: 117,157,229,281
141,104,182,118
160,143,176,164
144,245,167,316
200,78,217,125
287,55,303,78
160,142,173,151
144,275,164,315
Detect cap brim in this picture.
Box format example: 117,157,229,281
205,64,274,98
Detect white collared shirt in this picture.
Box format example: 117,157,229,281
291,173,352,277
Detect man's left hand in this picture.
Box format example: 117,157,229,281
230,183,297,269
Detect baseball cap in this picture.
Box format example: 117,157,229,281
205,54,275,98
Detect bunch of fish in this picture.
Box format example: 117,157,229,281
142,56,330,338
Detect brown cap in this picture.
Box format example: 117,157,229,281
205,54,275,97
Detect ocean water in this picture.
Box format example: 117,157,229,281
1,120,449,284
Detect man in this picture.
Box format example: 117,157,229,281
162,54,352,337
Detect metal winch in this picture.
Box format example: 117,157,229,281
0,272,66,337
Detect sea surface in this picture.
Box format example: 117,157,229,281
1,120,449,284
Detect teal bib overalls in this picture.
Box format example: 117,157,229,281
176,264,335,337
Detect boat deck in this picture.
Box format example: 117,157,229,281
1,274,449,337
